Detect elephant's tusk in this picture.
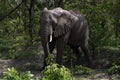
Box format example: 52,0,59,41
49,35,52,42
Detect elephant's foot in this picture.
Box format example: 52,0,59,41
75,59,95,69
75,58,82,66
88,60,95,69
39,66,45,71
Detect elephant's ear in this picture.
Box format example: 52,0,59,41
50,9,77,37
50,14,58,24
54,16,71,37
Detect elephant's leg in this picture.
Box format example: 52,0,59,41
56,37,65,65
72,46,82,65
49,38,56,53
81,44,94,68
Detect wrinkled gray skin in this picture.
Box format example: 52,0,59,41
40,7,93,68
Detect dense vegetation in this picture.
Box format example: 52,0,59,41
0,0,120,79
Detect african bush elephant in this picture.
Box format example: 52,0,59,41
39,7,93,68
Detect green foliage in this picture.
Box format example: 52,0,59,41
41,64,72,80
45,54,55,65
73,65,93,75
0,0,120,71
20,71,34,80
3,67,38,80
41,53,72,80
112,57,120,66
0,0,40,59
3,67,19,80
107,65,120,75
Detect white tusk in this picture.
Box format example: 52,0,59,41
49,35,52,42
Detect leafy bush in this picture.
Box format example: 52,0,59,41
3,67,38,80
20,71,34,80
73,65,93,75
107,65,120,75
3,67,19,80
45,54,55,65
112,57,120,66
41,64,72,80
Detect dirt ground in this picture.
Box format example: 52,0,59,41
0,59,119,80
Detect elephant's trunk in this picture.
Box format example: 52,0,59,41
40,26,53,42
41,40,50,67
40,31,49,66
40,26,53,66
40,34,50,54
40,27,50,53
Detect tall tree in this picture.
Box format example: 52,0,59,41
28,0,36,45
0,0,23,21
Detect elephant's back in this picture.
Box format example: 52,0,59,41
68,16,89,46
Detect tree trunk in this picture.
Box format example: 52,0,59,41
28,0,35,45
57,0,63,7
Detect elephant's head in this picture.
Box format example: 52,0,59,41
40,7,78,40
40,8,57,43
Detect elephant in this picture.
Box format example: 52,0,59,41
39,7,94,68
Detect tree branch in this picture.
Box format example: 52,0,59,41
0,0,24,22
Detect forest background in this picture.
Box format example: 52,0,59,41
0,0,120,70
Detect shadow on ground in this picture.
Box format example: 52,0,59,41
0,58,120,80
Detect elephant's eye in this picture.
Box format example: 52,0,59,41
44,19,50,23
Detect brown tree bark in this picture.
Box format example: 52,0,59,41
28,0,36,45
